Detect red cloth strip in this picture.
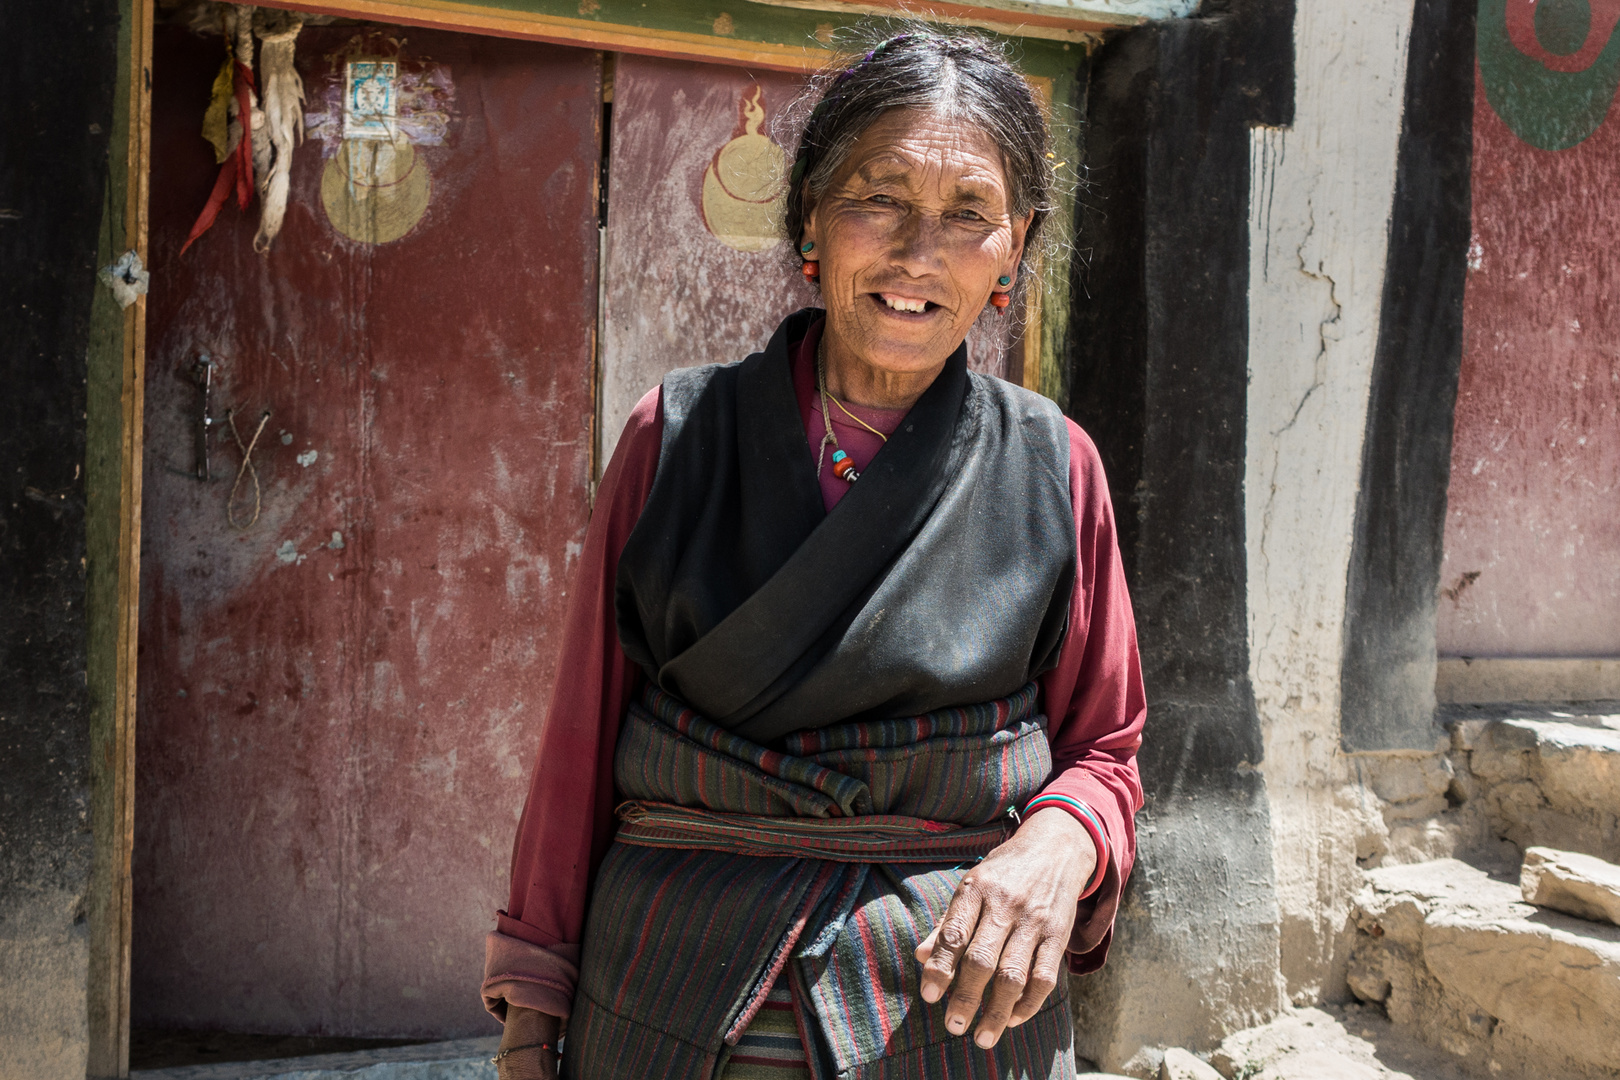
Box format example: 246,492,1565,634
231,61,256,208
180,61,257,256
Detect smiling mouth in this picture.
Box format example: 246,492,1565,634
873,292,941,315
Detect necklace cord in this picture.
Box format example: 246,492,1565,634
815,339,890,480
830,393,889,442
815,341,837,477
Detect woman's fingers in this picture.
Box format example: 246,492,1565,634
918,809,1093,1048
943,908,1013,1038
497,1048,559,1080
1007,935,1066,1028
913,923,941,963
971,924,1043,1047
918,881,983,1005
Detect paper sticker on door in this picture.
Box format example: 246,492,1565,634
344,60,398,140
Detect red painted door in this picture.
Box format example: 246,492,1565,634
136,24,601,1037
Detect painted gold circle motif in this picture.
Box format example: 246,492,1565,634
321,135,431,245
701,87,788,253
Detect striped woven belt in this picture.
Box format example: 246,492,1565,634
614,800,1014,863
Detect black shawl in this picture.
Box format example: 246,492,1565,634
615,309,1076,743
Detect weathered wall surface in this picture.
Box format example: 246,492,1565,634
597,57,815,468
1068,2,1295,1070
1245,0,1416,1003
1437,1,1620,659
0,1,122,1077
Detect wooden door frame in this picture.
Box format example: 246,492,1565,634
87,2,153,1075
95,2,1077,1073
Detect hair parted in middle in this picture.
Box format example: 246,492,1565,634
780,28,1057,307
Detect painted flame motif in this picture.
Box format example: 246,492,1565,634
701,87,789,253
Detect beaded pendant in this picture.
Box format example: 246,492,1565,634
831,449,860,483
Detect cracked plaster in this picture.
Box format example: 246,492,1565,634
1245,0,1416,1005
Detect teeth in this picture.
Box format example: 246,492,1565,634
883,295,928,313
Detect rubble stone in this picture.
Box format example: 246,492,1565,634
1464,719,1620,863
1159,1047,1223,1080
1365,755,1454,806
1520,845,1620,925
1206,1006,1460,1080
1348,858,1620,1077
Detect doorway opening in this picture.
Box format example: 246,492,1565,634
132,5,1028,1070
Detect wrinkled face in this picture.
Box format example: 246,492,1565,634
802,107,1030,376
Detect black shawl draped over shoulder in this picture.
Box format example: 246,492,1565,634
614,309,1077,743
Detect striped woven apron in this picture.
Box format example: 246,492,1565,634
564,684,1079,1080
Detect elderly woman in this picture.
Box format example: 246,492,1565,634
482,31,1145,1080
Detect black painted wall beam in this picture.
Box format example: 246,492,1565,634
1070,0,1294,791
1340,0,1476,752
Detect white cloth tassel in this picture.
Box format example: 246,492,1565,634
252,11,305,253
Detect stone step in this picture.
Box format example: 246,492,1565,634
1521,845,1620,925
1207,1004,1477,1080
1348,858,1620,1079
1452,713,1620,863
129,1037,498,1080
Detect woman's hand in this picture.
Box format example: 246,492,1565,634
495,1005,563,1080
914,806,1096,1048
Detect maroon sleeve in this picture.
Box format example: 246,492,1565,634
481,387,662,1020
1034,418,1147,974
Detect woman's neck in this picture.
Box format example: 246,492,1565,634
820,330,950,411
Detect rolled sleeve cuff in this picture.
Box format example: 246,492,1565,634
480,930,580,1021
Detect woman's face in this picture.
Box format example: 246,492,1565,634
802,107,1030,377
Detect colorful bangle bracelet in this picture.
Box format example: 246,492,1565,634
1022,792,1108,898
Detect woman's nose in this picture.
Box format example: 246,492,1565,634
887,212,946,271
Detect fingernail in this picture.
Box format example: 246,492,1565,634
920,984,939,1003
947,1016,965,1034
975,1030,996,1048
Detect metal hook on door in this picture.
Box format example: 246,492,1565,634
186,354,219,481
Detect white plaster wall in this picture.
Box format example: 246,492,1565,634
1246,0,1416,1002
0,885,89,1080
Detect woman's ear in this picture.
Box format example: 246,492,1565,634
1004,209,1034,279
799,182,819,247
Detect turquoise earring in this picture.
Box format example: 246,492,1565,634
801,241,816,254
998,275,1011,286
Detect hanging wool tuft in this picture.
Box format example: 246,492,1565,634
252,9,305,252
